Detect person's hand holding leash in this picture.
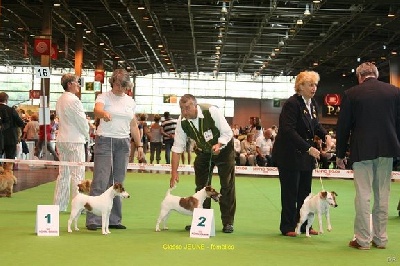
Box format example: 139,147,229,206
308,146,320,160
212,143,223,155
336,157,347,169
137,146,144,161
102,111,111,122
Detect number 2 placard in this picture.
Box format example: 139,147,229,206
190,208,215,238
36,205,59,236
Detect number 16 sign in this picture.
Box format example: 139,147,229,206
190,208,215,238
35,205,59,236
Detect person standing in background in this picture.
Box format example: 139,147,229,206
23,113,39,156
86,68,143,231
0,92,25,162
336,62,400,250
149,114,162,164
272,71,332,237
161,111,176,164
35,115,59,161
54,73,89,212
138,113,149,163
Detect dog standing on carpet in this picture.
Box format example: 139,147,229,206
68,183,130,235
295,191,338,237
0,162,17,197
155,186,221,232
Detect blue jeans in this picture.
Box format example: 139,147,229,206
163,139,174,164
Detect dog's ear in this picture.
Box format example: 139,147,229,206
320,191,327,198
331,191,338,196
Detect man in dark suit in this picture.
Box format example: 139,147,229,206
272,71,332,237
0,92,25,160
336,62,400,250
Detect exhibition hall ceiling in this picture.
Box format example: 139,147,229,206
1,0,400,78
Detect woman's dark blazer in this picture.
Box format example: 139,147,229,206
272,93,328,171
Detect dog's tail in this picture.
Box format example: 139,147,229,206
166,186,176,196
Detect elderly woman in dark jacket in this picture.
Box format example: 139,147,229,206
272,71,333,237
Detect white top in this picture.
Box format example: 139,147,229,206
233,138,241,153
172,105,233,153
256,135,273,156
56,91,89,143
96,91,136,138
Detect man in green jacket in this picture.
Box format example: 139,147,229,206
169,94,236,233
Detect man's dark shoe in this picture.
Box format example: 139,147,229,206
86,224,98,231
185,225,191,231
222,224,234,233
109,224,127,229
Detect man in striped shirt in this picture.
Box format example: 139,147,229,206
161,111,176,164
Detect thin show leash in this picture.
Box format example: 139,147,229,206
314,158,325,192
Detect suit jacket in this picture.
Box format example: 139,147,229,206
0,104,25,145
272,94,327,171
336,77,400,163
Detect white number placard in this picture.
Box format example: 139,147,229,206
34,67,51,78
36,205,59,236
190,208,215,238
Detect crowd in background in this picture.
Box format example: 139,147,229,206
1,104,340,170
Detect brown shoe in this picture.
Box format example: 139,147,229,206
284,231,297,237
371,241,386,249
309,229,319,235
349,240,370,250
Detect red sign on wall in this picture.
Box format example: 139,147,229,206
95,70,105,84
324,94,341,106
29,90,41,99
33,38,51,56
51,43,58,60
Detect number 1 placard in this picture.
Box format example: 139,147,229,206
36,205,59,236
190,208,215,238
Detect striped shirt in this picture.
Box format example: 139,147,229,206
161,118,177,141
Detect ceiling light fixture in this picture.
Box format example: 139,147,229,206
138,0,145,10
313,0,321,3
388,6,395,17
296,19,303,25
221,2,227,14
304,4,311,15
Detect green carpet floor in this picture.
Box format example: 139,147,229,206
1,172,400,266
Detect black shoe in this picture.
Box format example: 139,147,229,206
86,224,98,231
185,225,191,231
109,224,126,229
222,224,234,233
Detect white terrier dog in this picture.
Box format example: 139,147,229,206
68,183,130,235
155,186,221,232
295,191,338,237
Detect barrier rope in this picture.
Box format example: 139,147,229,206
1,158,400,180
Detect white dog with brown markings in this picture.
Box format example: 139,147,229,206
155,186,221,232
295,191,338,237
68,183,130,235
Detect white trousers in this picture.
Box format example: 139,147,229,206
53,142,86,212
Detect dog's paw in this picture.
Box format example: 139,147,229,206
75,227,80,231
163,227,169,230
327,228,332,232
68,229,72,233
